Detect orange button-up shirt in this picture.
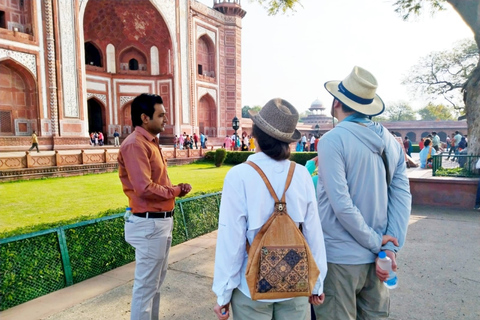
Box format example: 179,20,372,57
118,126,176,213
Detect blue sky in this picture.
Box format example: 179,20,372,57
197,0,473,112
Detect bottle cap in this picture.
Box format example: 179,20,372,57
126,207,131,210
378,251,386,258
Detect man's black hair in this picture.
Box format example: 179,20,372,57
131,93,163,128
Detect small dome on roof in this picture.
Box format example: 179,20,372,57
310,99,324,110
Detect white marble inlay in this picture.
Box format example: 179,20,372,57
59,0,79,117
198,87,217,103
87,93,107,105
119,85,151,94
0,49,37,78
86,81,107,92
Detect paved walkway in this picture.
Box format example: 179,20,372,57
1,205,479,320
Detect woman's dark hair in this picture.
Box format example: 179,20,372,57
252,124,290,161
424,138,431,147
131,93,163,127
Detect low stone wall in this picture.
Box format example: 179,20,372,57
409,176,479,210
0,147,205,182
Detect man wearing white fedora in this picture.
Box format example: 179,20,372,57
313,66,411,319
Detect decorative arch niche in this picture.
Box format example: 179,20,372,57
197,35,215,78
84,41,103,67
87,97,106,134
197,94,217,137
119,46,147,72
0,59,38,136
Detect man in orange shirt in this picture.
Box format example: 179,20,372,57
118,93,192,320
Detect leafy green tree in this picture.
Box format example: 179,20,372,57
241,105,261,118
403,38,478,109
242,105,250,118
371,115,389,123
383,101,417,121
393,0,480,156
417,103,456,120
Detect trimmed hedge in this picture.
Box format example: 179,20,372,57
214,148,227,167
0,193,221,311
204,150,317,166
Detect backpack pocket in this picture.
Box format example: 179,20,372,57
257,245,309,294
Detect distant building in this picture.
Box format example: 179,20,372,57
0,0,245,151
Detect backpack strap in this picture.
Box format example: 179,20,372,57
245,161,296,253
246,161,296,203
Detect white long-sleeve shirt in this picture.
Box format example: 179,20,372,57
212,152,327,306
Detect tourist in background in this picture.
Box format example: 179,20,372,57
114,130,120,147
193,133,199,149
223,135,232,149
28,131,40,153
419,138,435,169
403,136,412,157
98,132,104,146
118,93,192,320
431,132,440,152
200,132,206,148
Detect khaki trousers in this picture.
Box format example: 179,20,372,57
231,289,308,320
313,262,390,320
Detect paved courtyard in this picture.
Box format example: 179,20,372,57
1,205,479,320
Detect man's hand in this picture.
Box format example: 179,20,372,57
382,235,399,246
213,303,230,320
309,293,325,305
376,250,397,281
177,183,192,197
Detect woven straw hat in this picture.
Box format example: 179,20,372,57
248,98,301,143
325,66,385,116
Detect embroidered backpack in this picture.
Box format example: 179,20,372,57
245,161,320,300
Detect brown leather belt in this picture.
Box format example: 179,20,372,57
133,210,174,218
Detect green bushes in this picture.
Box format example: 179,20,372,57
289,152,317,165
0,193,221,311
206,150,317,166
225,151,253,164
0,232,65,310
214,148,227,167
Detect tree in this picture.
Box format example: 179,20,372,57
383,101,417,121
417,103,456,120
253,0,302,15
394,0,480,157
402,38,478,109
242,105,250,118
241,105,261,118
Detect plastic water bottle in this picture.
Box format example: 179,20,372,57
124,207,132,221
377,251,398,289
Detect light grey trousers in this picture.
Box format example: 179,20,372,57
125,215,173,320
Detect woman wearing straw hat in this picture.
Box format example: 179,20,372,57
212,98,327,320
313,66,411,320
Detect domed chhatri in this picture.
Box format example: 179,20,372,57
309,99,324,112
302,98,333,127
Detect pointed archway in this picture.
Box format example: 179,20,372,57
87,98,105,134
198,94,216,137
0,59,38,136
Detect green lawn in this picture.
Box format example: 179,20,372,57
0,162,232,236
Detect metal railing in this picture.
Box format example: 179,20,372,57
0,192,221,311
432,153,480,177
